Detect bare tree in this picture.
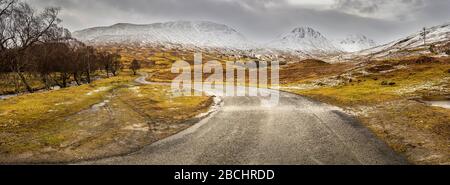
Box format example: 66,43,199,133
130,59,141,75
78,46,95,83
0,0,15,17
110,53,122,76
10,3,61,49
1,0,121,93
0,0,16,53
27,43,53,89
98,52,111,77
5,2,61,92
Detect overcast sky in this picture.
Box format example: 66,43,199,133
27,0,450,44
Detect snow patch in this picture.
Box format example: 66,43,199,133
129,86,143,97
334,34,377,52
73,21,252,50
268,27,340,54
91,100,110,111
122,123,149,132
86,86,110,96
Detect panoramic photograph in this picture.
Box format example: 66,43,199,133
0,0,449,179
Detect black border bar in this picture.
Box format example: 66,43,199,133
0,165,448,184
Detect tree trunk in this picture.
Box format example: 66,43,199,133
73,72,81,86
17,71,33,93
85,65,91,83
105,67,109,78
61,73,68,88
41,73,50,90
86,70,91,83
50,73,62,87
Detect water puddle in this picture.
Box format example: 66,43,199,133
91,100,110,111
418,96,450,109
422,100,450,109
0,94,18,100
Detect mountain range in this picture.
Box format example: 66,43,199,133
73,21,252,50
355,23,450,59
267,27,341,54
334,34,377,52
73,21,450,58
73,21,377,54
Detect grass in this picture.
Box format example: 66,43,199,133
117,84,212,124
286,56,450,164
0,73,45,94
293,61,450,106
0,72,108,95
0,74,134,154
358,101,450,164
0,75,133,128
0,70,213,163
280,60,354,85
298,83,400,106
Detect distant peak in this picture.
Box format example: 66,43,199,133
286,26,323,39
340,34,376,44
345,34,369,39
111,23,134,27
291,26,317,33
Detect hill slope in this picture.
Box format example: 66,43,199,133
357,23,450,59
268,27,341,54
335,34,377,52
73,21,252,49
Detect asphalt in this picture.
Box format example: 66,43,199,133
79,73,408,165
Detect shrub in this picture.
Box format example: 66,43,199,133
429,45,437,54
381,81,396,86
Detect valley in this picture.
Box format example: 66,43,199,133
1,17,449,164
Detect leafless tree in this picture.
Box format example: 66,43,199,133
1,0,122,93
0,0,16,54
130,59,141,75
110,53,122,76
0,0,15,16
10,3,61,49
98,52,111,77
3,2,61,92
77,46,96,83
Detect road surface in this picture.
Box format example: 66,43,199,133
80,73,407,165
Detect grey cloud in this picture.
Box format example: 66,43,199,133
333,0,426,20
28,0,450,44
335,0,380,14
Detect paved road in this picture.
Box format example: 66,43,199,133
81,74,407,165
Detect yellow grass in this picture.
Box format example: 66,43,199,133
293,63,450,106
0,71,212,160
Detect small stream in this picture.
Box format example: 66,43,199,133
0,94,18,100
419,96,450,109
0,86,62,100
422,100,450,109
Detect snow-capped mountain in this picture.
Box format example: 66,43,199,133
73,21,449,59
357,23,450,58
334,34,377,52
268,27,341,54
72,21,252,49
